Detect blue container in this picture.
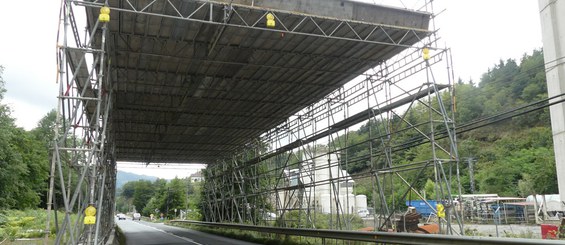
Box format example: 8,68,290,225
406,200,437,218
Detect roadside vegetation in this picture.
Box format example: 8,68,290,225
0,66,61,241
114,177,202,221
0,209,76,242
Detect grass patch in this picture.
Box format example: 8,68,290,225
503,230,537,239
0,238,56,245
464,227,486,237
0,209,77,241
0,210,45,241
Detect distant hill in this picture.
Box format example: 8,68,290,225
116,170,158,189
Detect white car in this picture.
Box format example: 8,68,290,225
133,213,141,221
357,209,369,218
117,213,126,220
265,212,277,220
260,210,277,220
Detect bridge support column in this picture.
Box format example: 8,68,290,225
539,0,565,204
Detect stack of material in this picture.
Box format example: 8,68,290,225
395,208,421,232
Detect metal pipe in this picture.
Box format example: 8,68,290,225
94,170,106,245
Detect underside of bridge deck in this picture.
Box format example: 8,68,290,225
83,0,432,163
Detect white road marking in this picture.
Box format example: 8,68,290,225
134,221,204,245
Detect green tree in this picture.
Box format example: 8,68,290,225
132,180,155,213
186,180,203,220
9,128,49,207
30,110,57,208
164,178,188,218
115,181,136,213
142,195,163,217
423,178,436,200
454,83,484,123
31,110,56,148
0,66,49,208
121,181,136,200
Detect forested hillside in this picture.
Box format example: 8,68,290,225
456,50,554,196
116,170,158,189
341,49,556,198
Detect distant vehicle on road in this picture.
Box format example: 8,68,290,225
117,213,126,220
357,209,369,218
133,213,141,221
264,212,276,220
259,209,277,220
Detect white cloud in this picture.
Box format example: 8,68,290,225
3,96,52,130
1,0,60,130
434,0,542,83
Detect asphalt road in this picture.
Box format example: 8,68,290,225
115,219,260,245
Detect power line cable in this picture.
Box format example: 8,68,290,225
346,92,565,167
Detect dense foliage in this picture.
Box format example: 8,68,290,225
0,209,75,241
115,177,201,220
0,66,51,209
456,50,554,196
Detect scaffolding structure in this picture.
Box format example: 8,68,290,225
202,1,464,235
46,0,463,243
46,0,116,244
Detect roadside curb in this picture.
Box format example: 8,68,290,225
113,225,127,245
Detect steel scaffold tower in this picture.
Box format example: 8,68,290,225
45,0,116,244
44,0,461,242
202,0,464,236
44,0,431,242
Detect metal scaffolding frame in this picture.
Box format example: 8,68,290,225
46,0,116,244
202,1,464,236
204,50,463,234
46,0,463,243
74,0,428,48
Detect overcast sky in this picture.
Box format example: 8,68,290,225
0,0,543,178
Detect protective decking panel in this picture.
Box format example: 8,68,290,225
86,0,432,163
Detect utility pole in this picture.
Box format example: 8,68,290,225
185,178,194,220
539,0,565,205
467,158,475,194
166,187,171,219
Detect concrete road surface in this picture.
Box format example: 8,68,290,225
116,219,260,245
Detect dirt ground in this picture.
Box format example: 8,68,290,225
464,223,542,238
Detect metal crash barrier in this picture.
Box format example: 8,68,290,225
171,220,564,245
